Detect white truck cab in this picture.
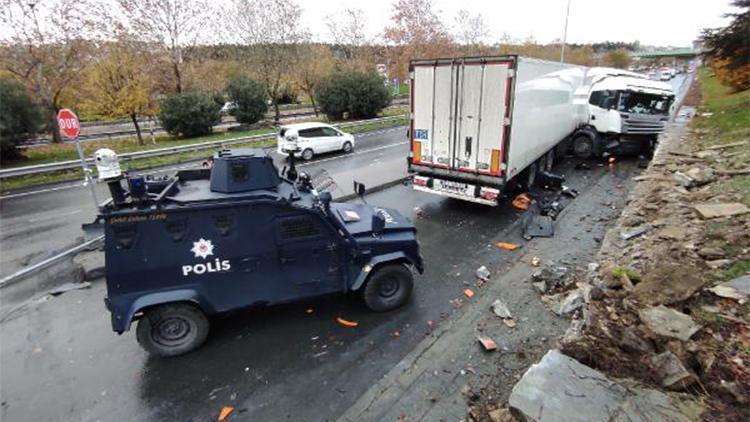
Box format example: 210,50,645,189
570,68,674,158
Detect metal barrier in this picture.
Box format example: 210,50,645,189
0,115,407,179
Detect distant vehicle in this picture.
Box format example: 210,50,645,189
406,56,674,205
220,102,236,115
95,148,423,356
277,122,355,161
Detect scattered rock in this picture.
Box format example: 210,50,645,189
685,167,716,186
639,305,701,341
620,224,652,241
589,286,605,300
476,266,491,282
556,289,585,317
658,226,688,240
705,259,732,269
618,326,654,354
697,247,725,260
508,350,699,422
632,264,705,306
673,171,695,188
560,319,584,345
693,202,750,219
477,335,498,351
491,299,513,319
587,262,599,272
708,275,750,303
650,351,696,390
531,263,571,293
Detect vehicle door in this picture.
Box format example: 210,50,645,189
320,126,344,152
298,128,323,154
273,212,343,299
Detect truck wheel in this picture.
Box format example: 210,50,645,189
136,303,209,357
302,148,314,161
362,264,414,312
572,135,594,159
523,162,538,190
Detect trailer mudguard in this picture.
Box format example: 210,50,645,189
111,288,207,333
351,252,424,291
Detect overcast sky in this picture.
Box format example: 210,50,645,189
302,0,737,47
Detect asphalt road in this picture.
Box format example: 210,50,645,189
0,126,408,279
0,72,692,421
1,153,647,422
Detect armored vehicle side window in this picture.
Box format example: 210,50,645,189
277,215,320,241
231,162,250,182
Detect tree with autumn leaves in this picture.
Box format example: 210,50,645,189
702,0,749,90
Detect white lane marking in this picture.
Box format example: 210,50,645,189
2,140,409,200
27,209,81,223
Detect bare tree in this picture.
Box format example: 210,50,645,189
294,44,335,116
229,0,309,123
383,0,454,80
115,0,215,94
454,9,490,51
326,8,368,63
0,0,100,143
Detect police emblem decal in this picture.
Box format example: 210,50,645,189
190,238,214,259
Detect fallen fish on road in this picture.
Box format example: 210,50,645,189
336,317,359,327
496,242,520,251
477,335,497,351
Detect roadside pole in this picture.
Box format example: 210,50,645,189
57,108,100,210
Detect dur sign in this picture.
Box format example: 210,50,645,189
57,108,80,139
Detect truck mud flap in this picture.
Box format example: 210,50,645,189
523,215,555,239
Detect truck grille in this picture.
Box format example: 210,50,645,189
621,116,667,134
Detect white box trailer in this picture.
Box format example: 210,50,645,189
408,56,586,205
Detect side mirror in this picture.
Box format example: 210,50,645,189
372,212,385,234
353,181,366,197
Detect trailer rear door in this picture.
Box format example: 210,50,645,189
411,60,512,177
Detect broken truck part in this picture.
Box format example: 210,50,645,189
407,55,674,205
94,148,424,357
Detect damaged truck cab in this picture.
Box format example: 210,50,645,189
97,148,423,357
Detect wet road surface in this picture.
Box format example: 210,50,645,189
1,155,645,421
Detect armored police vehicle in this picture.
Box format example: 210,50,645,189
94,148,423,357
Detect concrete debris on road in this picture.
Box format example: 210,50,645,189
531,263,571,293
693,202,750,219
697,247,725,260
491,299,513,319
650,351,696,390
638,305,701,342
561,185,578,198
708,275,749,303
620,224,652,241
509,350,699,422
476,266,491,281
555,288,586,317
477,335,498,351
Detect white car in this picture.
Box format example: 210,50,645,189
277,122,355,161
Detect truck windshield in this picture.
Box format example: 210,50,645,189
617,92,672,115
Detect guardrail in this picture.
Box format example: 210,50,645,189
0,115,408,179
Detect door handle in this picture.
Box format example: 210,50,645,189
465,136,473,157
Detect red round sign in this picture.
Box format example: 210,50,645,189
57,108,80,139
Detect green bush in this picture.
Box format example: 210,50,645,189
316,71,391,120
226,75,268,125
158,91,222,138
0,79,44,161
276,84,300,105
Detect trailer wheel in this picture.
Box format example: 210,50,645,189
572,135,594,159
362,264,414,312
136,303,209,357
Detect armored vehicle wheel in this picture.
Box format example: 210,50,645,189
362,264,414,312
343,141,353,153
136,303,209,357
302,148,314,161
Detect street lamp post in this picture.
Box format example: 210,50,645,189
560,0,571,63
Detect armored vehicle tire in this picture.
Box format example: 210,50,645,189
136,303,209,357
302,148,314,161
362,264,414,312
343,141,353,153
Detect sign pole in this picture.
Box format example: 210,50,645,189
58,109,99,210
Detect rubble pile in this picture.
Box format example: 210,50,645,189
555,132,750,418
